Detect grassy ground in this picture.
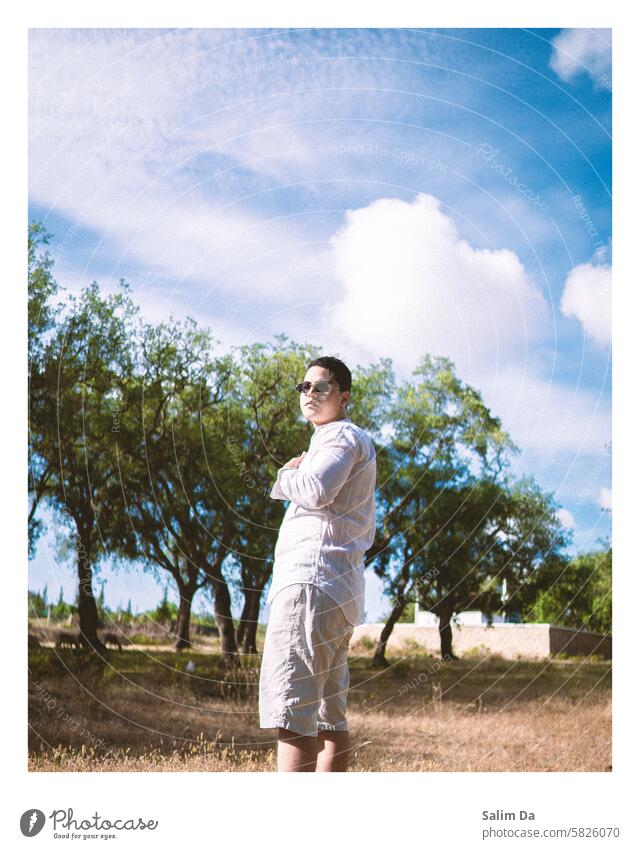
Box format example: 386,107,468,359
28,636,611,772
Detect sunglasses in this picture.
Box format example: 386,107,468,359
295,380,335,395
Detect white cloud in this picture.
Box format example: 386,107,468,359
599,487,612,511
557,508,576,530
328,193,549,378
560,261,611,347
28,29,333,302
322,193,610,462
28,31,612,476
549,29,612,87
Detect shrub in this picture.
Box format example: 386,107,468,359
129,633,163,646
349,635,376,654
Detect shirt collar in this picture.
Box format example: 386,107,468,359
310,415,352,437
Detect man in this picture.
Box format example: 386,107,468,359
259,356,377,772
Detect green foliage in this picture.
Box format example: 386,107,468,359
106,315,241,649
129,633,163,646
351,635,376,652
148,594,179,624
191,611,218,626
28,222,60,360
28,222,62,557
27,221,602,663
398,602,416,623
30,260,140,644
28,586,77,622
371,354,569,629
526,543,611,633
49,602,77,621
28,590,48,619
49,587,77,621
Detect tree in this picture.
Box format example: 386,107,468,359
417,476,569,659
111,317,245,657
50,587,75,622
34,280,138,652
28,223,62,557
227,338,395,653
225,336,321,653
370,353,538,664
151,585,177,629
525,542,611,633
28,590,48,619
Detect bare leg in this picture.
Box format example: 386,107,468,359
276,727,318,772
315,729,350,772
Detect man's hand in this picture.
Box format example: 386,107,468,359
282,451,306,470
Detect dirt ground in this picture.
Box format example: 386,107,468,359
28,640,611,772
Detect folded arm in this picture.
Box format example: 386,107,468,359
270,431,360,510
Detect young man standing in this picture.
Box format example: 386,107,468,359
259,356,377,771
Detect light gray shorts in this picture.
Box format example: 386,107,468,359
259,582,355,738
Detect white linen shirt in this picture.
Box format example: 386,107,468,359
266,416,377,626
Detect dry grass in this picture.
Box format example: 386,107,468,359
28,641,611,772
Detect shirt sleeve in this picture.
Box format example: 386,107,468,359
270,470,288,501
270,429,360,510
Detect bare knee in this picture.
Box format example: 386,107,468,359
277,727,318,772
316,729,350,772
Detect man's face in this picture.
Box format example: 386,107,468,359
299,366,349,426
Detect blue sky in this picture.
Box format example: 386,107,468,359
28,28,611,623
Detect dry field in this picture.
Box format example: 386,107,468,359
28,633,611,772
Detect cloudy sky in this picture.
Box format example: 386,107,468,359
28,28,611,621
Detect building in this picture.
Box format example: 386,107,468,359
351,596,611,660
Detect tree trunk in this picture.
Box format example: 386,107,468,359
243,611,260,656
372,596,407,668
206,567,239,667
238,587,261,654
76,536,105,654
175,581,198,650
437,608,458,660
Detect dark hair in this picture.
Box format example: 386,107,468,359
307,356,352,393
